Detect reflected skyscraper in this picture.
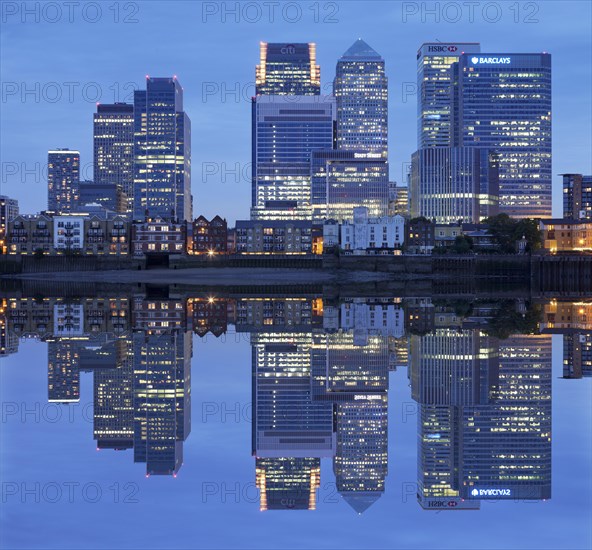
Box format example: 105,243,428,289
255,457,320,511
311,301,394,513
93,337,134,450
132,323,191,476
252,332,334,457
47,340,80,403
563,333,592,379
333,396,388,514
462,335,552,500
411,326,497,510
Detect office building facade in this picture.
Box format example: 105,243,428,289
133,77,191,222
562,173,592,220
452,53,552,218
93,103,134,212
334,39,388,156
416,42,481,148
251,95,335,220
311,150,389,223
256,42,320,95
410,147,499,223
47,149,80,213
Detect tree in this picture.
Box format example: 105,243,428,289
452,235,473,254
483,214,542,253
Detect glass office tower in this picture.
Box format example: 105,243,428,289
334,39,388,156
251,95,335,220
94,103,134,214
47,149,80,213
410,147,499,223
256,42,320,95
452,53,552,218
311,150,389,223
416,42,481,148
133,77,191,222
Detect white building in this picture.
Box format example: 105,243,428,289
340,301,405,338
340,207,405,253
53,216,84,250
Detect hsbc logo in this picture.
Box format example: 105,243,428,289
427,45,458,53
428,500,459,508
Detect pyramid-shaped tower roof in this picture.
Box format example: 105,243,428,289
340,39,383,61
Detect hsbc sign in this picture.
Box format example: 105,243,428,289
427,45,458,53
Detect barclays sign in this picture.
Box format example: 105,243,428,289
471,56,511,65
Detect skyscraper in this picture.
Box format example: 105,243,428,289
416,42,481,148
413,43,494,223
93,103,134,213
410,147,499,223
133,77,191,222
562,173,592,220
256,42,320,95
311,150,389,223
334,39,388,156
452,53,552,218
251,95,335,220
47,149,80,213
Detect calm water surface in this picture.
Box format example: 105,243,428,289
1,293,591,549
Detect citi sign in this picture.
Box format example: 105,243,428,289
280,45,296,55
428,45,458,53
471,56,511,65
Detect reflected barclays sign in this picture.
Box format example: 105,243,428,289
471,56,511,64
470,488,512,497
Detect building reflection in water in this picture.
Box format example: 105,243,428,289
2,292,590,512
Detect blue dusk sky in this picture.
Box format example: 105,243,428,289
1,0,591,223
